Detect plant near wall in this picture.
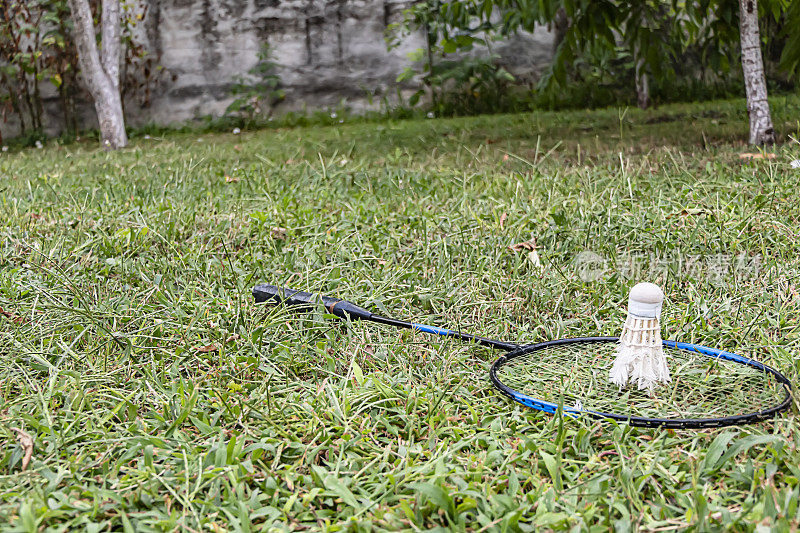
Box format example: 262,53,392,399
0,0,93,142
0,1,48,138
388,0,445,110
427,55,516,115
42,0,82,136
225,43,284,124
387,0,517,116
119,0,165,112
0,0,163,144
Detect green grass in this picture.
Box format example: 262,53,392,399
1,95,800,531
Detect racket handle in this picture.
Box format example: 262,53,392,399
252,284,373,321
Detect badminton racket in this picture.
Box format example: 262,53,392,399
253,284,793,429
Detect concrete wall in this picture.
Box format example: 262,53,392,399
145,0,427,122
1,0,555,139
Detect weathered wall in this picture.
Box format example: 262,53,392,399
1,0,555,139
143,0,428,123
142,0,554,123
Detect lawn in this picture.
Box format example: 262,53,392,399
1,96,800,531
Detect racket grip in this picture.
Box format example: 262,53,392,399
252,284,373,321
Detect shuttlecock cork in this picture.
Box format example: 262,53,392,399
609,282,670,391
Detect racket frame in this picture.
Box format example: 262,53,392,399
254,284,794,428
490,337,793,429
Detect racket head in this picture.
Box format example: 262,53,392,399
490,337,793,429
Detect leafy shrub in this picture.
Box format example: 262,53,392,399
225,44,285,124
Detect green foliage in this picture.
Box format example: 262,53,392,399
401,53,520,116
0,0,162,142
778,0,800,77
119,0,167,109
431,55,517,115
0,0,75,139
389,0,800,113
225,43,285,123
388,0,519,116
540,1,695,89
1,98,800,529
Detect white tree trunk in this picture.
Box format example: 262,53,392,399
101,0,122,92
67,0,127,149
739,0,774,145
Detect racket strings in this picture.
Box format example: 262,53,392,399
494,342,785,419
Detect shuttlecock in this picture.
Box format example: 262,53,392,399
609,282,670,391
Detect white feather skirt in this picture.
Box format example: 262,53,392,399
609,314,670,391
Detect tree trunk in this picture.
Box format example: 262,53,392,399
32,57,44,131
67,0,127,149
634,43,650,110
552,8,569,53
739,0,774,145
424,22,438,111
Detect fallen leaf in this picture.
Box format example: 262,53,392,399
271,227,287,240
0,306,23,324
225,334,240,343
738,153,777,160
527,250,543,268
666,207,710,219
509,238,537,252
11,428,33,471
195,344,219,353
499,212,508,230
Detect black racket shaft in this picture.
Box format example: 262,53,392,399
252,284,518,351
